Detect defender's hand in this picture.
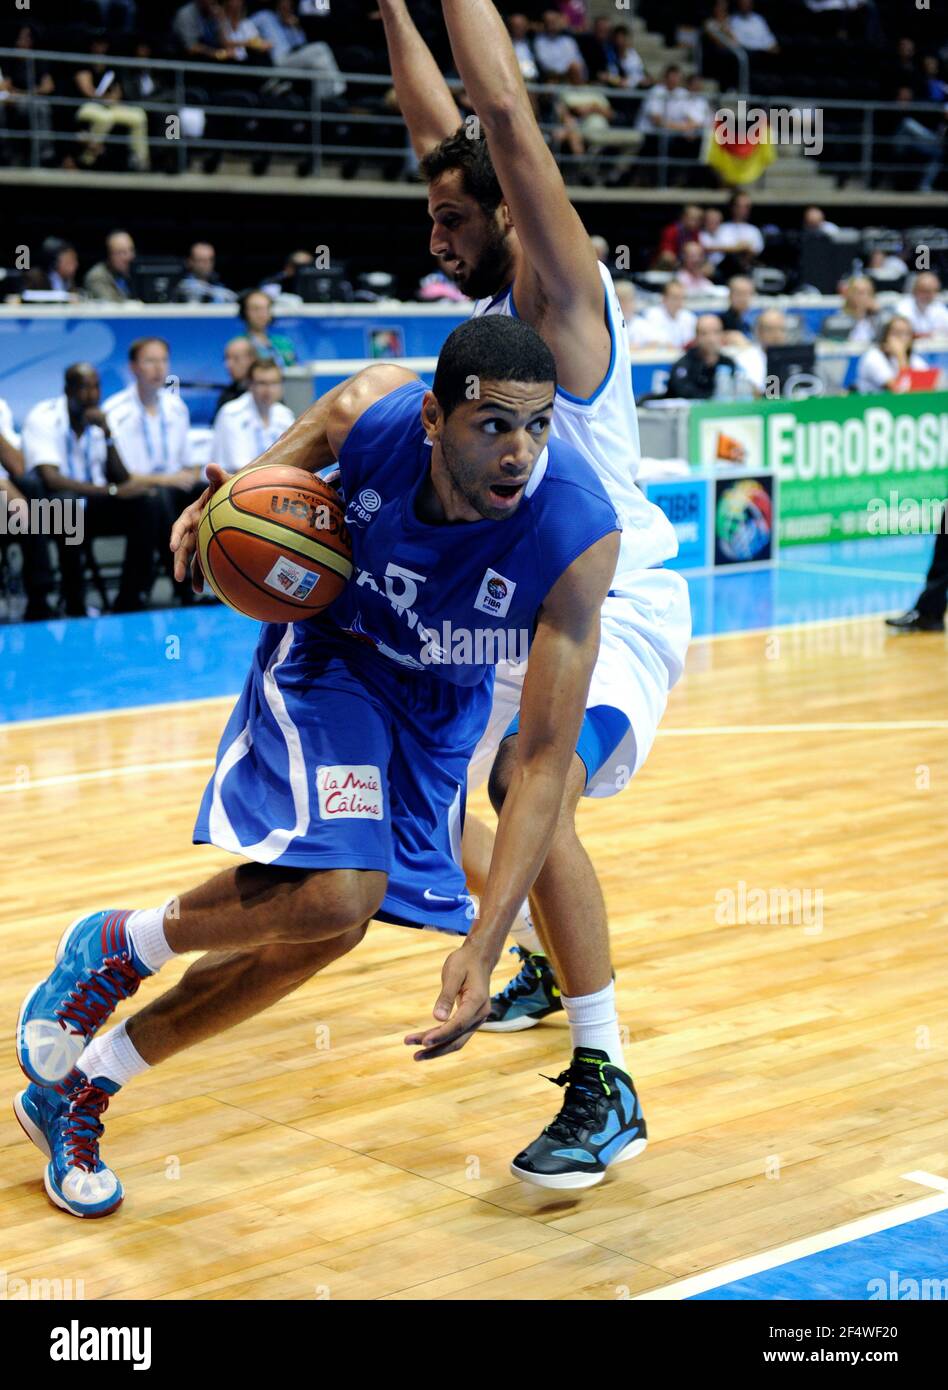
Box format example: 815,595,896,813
405,938,494,1061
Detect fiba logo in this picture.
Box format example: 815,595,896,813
486,577,507,602
346,488,382,529
715,479,772,563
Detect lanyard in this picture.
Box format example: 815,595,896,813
139,396,170,468
65,425,95,482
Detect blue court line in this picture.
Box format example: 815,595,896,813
0,535,934,725
689,1209,948,1301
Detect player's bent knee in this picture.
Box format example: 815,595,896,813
290,869,387,942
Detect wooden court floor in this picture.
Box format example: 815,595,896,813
1,618,946,1300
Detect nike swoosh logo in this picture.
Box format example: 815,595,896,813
423,890,458,903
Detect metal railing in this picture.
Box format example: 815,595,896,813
0,47,946,190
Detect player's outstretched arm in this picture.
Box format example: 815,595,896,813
170,364,418,587
379,0,462,159
407,528,620,1059
440,0,602,318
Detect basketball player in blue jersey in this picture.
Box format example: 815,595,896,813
15,317,647,1216
376,0,692,1184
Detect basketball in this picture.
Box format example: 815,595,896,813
197,464,353,622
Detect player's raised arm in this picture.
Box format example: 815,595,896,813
407,528,620,1058
440,0,602,317
378,0,462,159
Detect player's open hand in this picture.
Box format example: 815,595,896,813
405,938,493,1061
169,463,228,591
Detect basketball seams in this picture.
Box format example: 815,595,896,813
205,535,330,616
207,481,351,566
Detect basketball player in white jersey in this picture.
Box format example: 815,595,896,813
379,0,691,1185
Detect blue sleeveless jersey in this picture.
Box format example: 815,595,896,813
313,381,620,687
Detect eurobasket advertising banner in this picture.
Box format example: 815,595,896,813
688,392,948,545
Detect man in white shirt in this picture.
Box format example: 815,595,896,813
897,272,948,338
734,306,787,393
22,363,161,615
105,336,206,601
212,359,295,473
729,0,779,53
507,13,538,82
0,395,59,620
639,279,698,349
716,191,765,266
533,11,584,81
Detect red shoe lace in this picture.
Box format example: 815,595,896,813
62,1084,111,1173
55,955,144,1037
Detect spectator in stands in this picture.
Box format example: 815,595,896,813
866,247,909,285
654,204,705,269
0,25,56,167
36,239,81,298
558,0,587,30
213,358,295,471
508,14,539,82
897,272,948,337
553,63,616,178
103,337,203,600
0,394,57,620
639,279,698,349
174,0,232,59
728,0,779,56
84,231,137,302
600,25,649,90
718,273,755,342
21,363,160,615
636,66,708,183
534,11,585,81
103,338,195,486
891,84,946,192
677,241,716,293
673,74,714,177
893,38,923,100
614,280,653,348
922,55,948,104
174,242,238,305
216,0,272,61
238,289,299,366
252,0,344,92
665,314,742,399
855,316,931,394
260,248,314,298
74,35,151,172
215,337,259,416
822,275,880,344
734,306,787,393
701,0,741,90
715,191,764,272
802,205,840,237
699,206,727,266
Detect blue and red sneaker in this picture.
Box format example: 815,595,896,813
17,911,152,1088
14,1068,123,1218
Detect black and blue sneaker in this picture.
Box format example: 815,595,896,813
481,946,564,1032
13,1068,124,1218
510,1047,647,1189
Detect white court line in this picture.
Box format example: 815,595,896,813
658,720,948,736
0,758,215,795
779,560,928,584
904,1170,948,1194
634,1184,948,1300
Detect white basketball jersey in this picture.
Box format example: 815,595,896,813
472,261,678,579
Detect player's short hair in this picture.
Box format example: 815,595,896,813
419,126,503,216
432,315,556,419
129,336,170,363
248,357,282,380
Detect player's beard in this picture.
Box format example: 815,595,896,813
440,432,524,522
452,221,514,300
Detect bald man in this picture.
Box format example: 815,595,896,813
83,230,136,302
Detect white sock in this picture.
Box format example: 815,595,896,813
78,1021,150,1089
509,900,544,955
562,981,625,1069
126,902,176,973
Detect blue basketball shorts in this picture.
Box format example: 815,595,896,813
501,704,631,787
193,621,494,934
